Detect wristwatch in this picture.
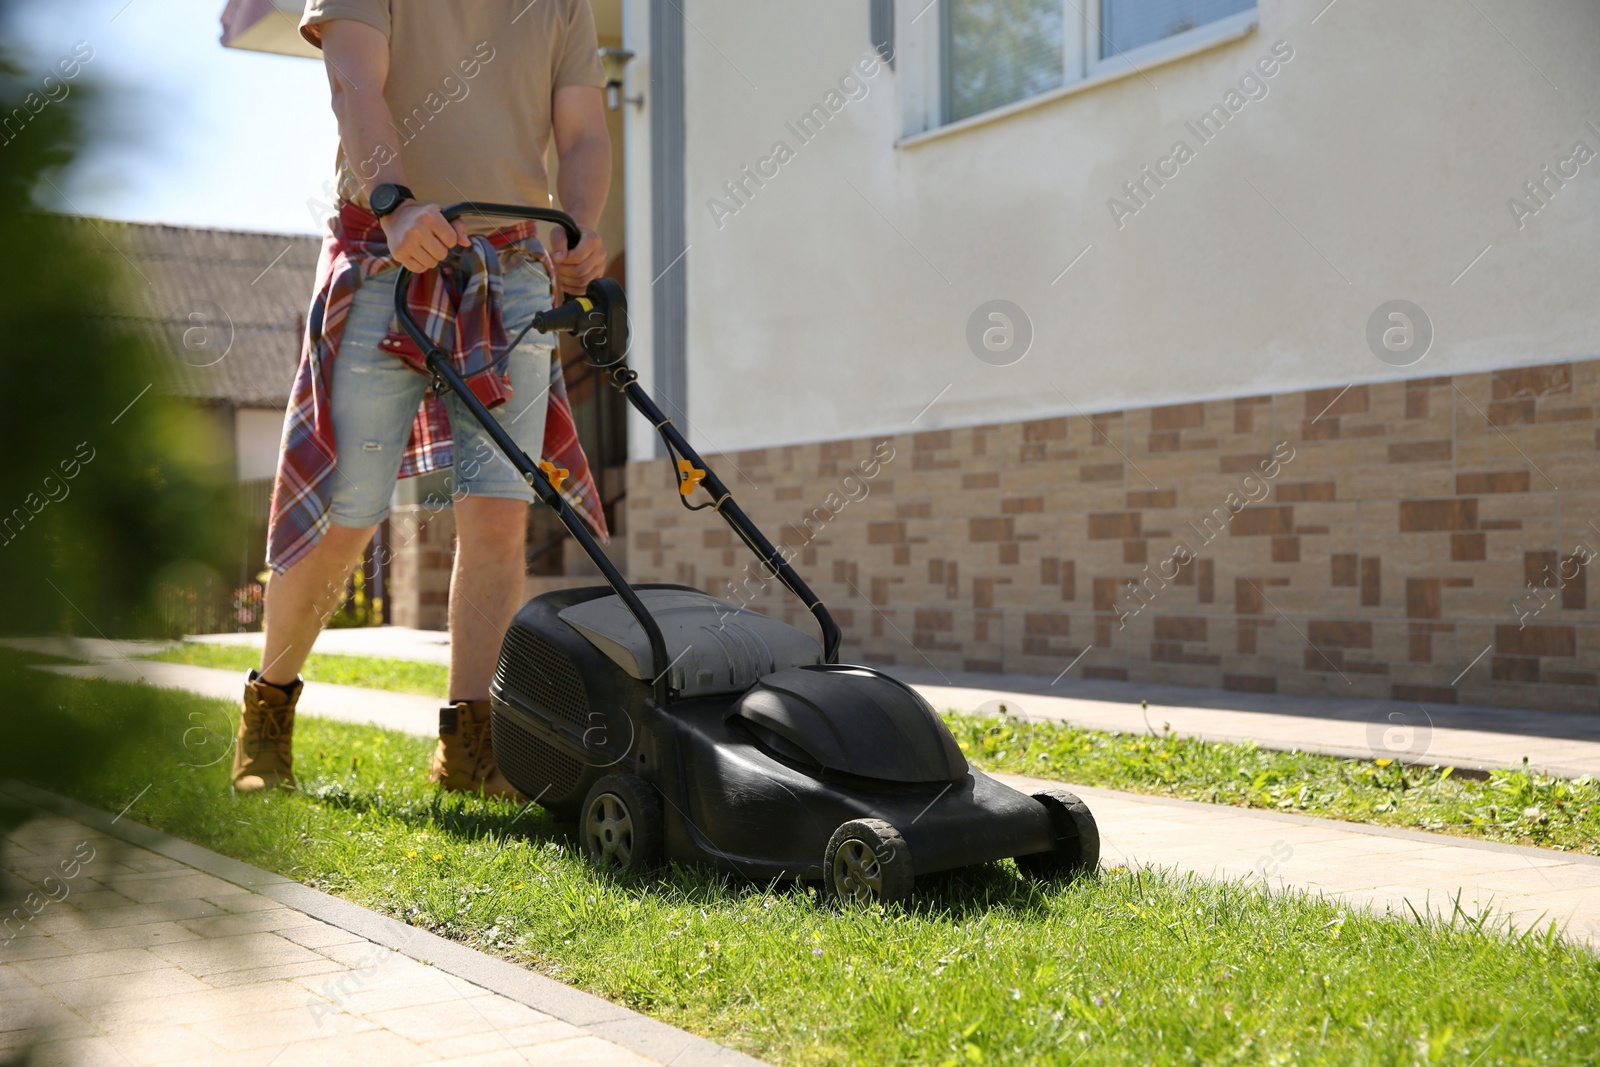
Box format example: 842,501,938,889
369,183,415,219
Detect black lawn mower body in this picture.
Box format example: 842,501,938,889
488,583,1059,883
394,204,1098,902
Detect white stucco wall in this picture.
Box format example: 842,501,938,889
662,0,1600,454
234,406,287,482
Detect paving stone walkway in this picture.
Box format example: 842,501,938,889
1000,774,1600,949
0,783,766,1067
42,658,441,738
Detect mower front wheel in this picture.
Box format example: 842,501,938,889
580,775,663,873
824,819,913,906
1016,788,1100,882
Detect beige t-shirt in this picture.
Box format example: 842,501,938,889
301,0,605,226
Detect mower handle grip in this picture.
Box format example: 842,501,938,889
438,202,584,254
389,200,587,360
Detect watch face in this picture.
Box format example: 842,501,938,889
372,184,400,215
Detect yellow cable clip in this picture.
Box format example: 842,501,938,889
677,459,706,497
539,461,569,491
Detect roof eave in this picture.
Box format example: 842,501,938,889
220,0,320,60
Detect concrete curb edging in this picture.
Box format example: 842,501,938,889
0,780,770,1067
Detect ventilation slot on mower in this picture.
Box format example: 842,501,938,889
491,710,584,810
497,626,591,730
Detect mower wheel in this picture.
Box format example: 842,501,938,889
824,819,913,906
1016,788,1100,882
580,775,663,872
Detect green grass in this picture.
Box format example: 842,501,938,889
140,645,1600,857
148,641,450,697
34,675,1600,1066
948,714,1600,857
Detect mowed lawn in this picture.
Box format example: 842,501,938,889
31,668,1600,1067
152,643,1600,855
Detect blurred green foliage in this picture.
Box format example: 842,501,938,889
0,40,236,1028
0,49,236,641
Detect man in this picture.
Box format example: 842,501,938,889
232,1,612,796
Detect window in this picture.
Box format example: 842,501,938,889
1101,0,1255,57
932,0,1257,128
942,0,1066,125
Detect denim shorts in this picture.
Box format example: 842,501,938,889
327,254,555,528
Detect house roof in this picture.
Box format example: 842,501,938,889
220,0,321,60
218,0,622,57
79,217,321,408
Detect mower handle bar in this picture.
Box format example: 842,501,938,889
603,366,843,665
439,202,584,255
390,204,672,704
390,202,844,698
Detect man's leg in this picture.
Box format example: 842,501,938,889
428,253,551,799
231,524,376,794
426,495,525,799
238,263,423,793
444,254,553,700
259,523,376,685
447,496,526,699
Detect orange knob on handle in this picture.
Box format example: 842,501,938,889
539,461,569,492
677,459,707,497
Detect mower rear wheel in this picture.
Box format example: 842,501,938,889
825,819,913,906
580,775,662,872
1016,788,1100,882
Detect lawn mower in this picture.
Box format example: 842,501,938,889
392,204,1100,904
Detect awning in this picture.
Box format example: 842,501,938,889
220,0,320,59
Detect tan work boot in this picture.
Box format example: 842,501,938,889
232,671,301,793
430,700,521,800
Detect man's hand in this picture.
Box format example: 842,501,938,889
550,83,610,301
549,225,605,301
381,201,469,273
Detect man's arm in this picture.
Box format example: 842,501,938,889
549,84,611,298
320,19,467,272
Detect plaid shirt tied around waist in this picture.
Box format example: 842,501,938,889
266,201,609,574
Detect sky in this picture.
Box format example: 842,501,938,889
9,0,338,235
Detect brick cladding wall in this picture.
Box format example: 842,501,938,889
627,361,1600,715
388,505,455,631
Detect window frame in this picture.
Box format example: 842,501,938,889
901,0,1259,137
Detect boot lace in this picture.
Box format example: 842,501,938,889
244,706,292,759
